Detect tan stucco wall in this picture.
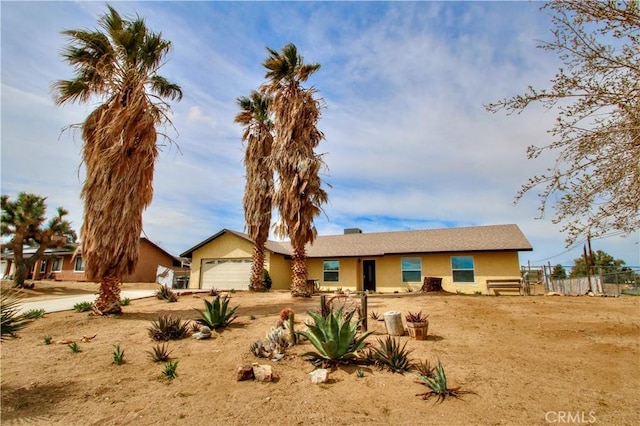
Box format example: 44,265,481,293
188,233,254,289
186,231,523,294
307,251,522,294
267,252,293,290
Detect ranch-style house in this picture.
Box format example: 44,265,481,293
180,224,533,294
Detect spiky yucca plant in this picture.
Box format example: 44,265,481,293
368,336,414,373
1,291,30,340
194,295,238,329
148,315,191,341
147,343,173,362
405,311,429,323
297,308,372,366
414,359,436,378
156,285,178,303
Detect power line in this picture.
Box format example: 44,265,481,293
529,236,588,263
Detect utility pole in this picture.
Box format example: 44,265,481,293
587,234,597,293
584,244,593,294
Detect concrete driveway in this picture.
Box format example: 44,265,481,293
17,290,157,314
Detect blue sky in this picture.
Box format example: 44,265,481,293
1,1,638,267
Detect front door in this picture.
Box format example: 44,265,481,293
363,260,376,292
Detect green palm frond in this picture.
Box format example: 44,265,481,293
1,292,30,340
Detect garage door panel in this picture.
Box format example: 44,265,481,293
201,258,252,290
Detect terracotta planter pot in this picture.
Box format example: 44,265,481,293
406,320,429,340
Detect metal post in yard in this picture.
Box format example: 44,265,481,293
360,293,368,331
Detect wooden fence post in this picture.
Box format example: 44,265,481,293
320,295,328,318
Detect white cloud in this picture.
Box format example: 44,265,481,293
2,1,637,267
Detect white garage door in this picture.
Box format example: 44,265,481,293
201,258,252,290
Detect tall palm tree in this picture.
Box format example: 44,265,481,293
261,43,328,297
53,5,182,314
235,91,274,292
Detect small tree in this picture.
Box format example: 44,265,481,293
486,1,640,245
1,193,77,287
569,249,627,281
550,264,567,280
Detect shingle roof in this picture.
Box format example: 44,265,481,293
180,224,532,259
304,224,532,257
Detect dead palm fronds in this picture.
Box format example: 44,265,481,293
261,43,328,296
235,91,274,292
53,5,182,314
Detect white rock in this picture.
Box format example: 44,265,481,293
309,368,329,384
253,364,274,382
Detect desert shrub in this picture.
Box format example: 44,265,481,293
42,335,53,345
297,308,372,366
405,311,429,323
416,360,472,402
162,360,179,379
366,336,414,373
148,315,191,341
194,295,238,330
23,309,45,320
73,301,93,313
263,269,272,291
413,359,436,378
156,285,178,302
147,343,173,362
120,297,131,306
112,344,125,365
1,292,30,340
189,321,201,333
68,342,81,353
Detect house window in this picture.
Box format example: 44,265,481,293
401,257,422,282
39,260,48,274
51,258,63,272
323,260,339,282
451,256,475,283
74,257,85,272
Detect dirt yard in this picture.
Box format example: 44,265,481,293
1,281,638,425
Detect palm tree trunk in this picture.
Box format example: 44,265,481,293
250,244,266,292
291,246,309,297
94,273,122,315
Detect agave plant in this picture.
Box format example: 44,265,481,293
1,291,30,340
297,308,372,366
194,295,238,330
416,359,472,402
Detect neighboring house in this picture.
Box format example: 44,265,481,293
179,224,533,294
1,238,184,283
